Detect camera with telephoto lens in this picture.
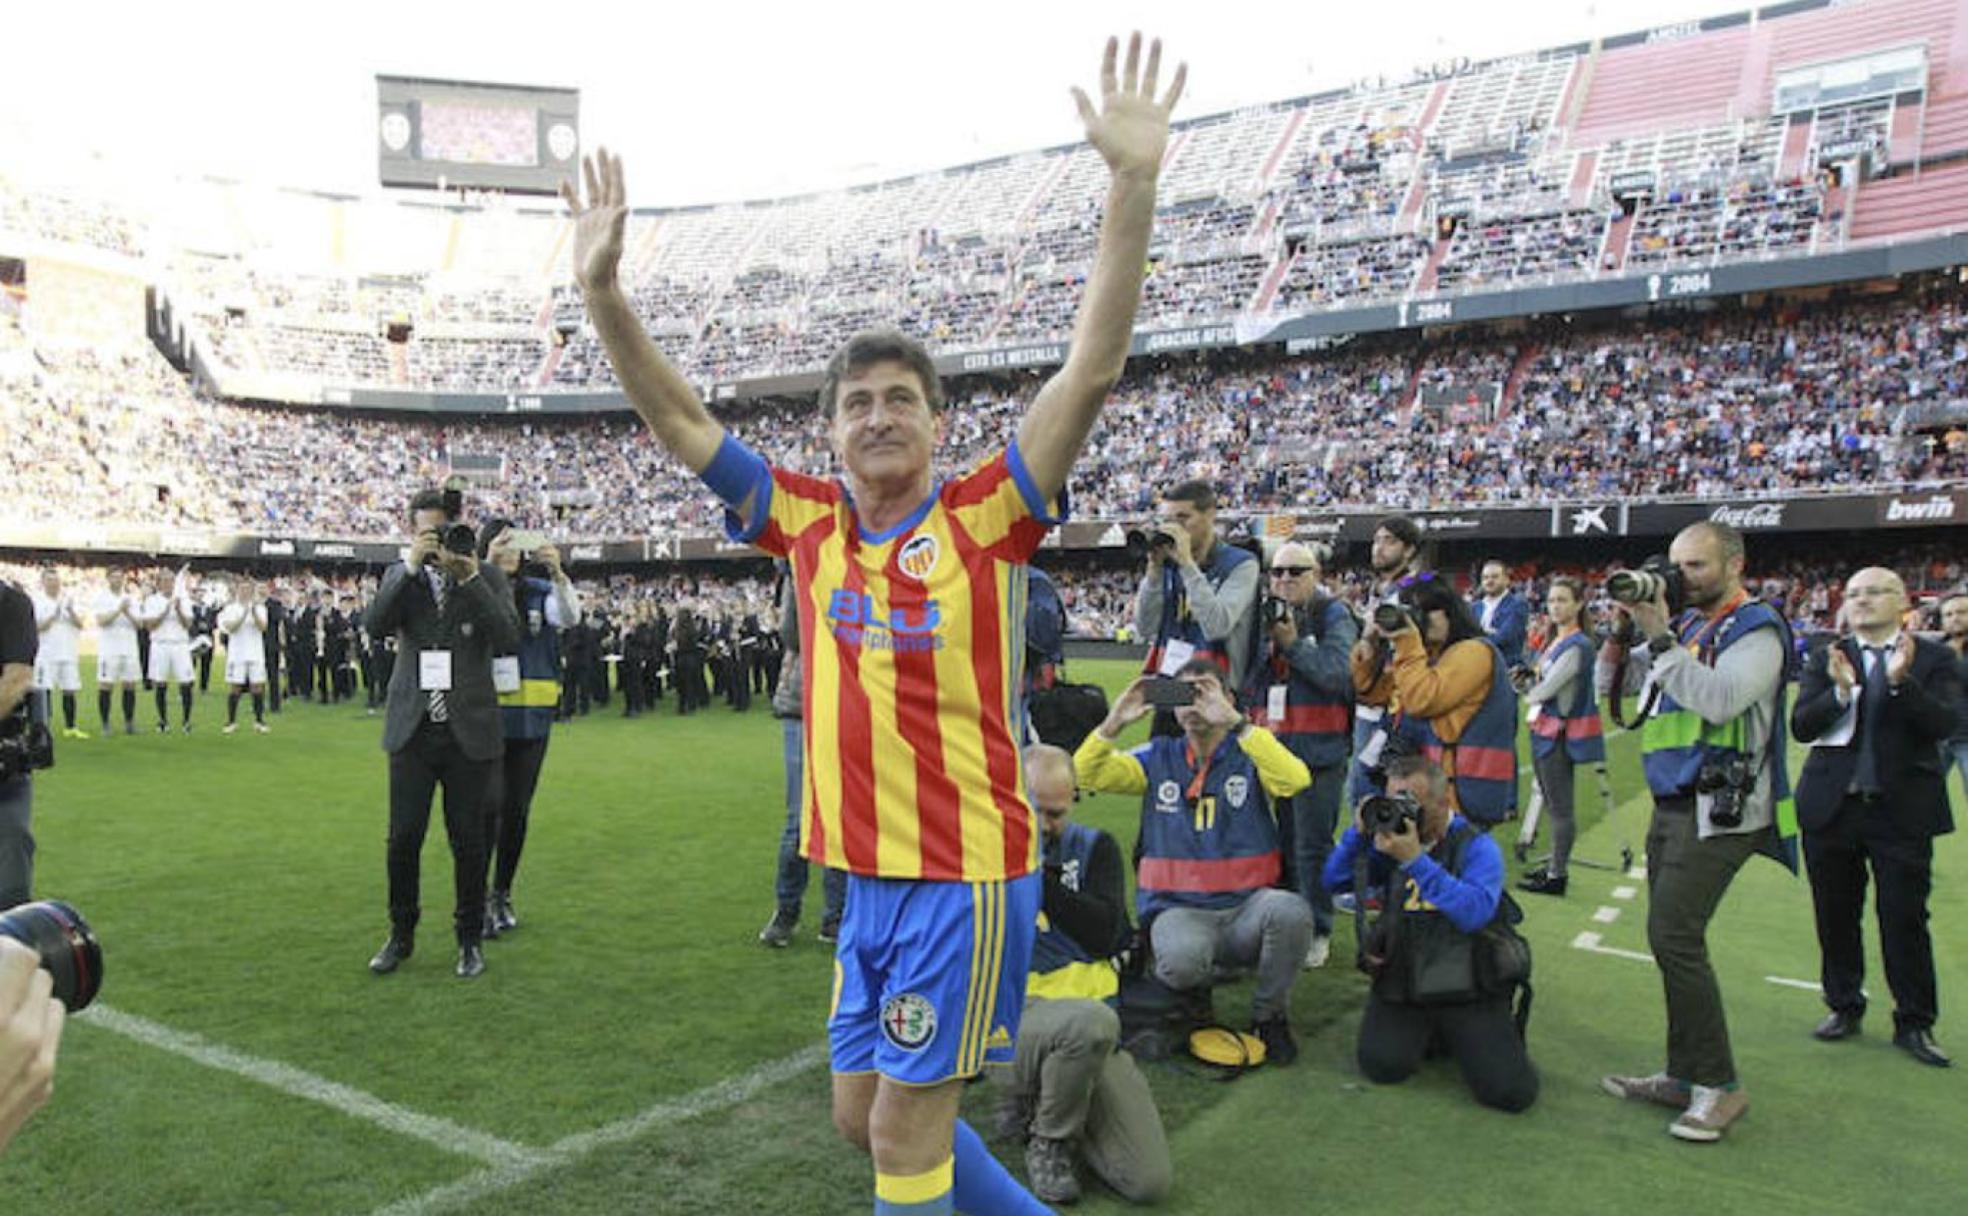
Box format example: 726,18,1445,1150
1373,602,1422,635
0,699,53,782
1358,790,1423,837
424,474,478,565
1695,753,1755,828
0,900,102,1012
1125,526,1178,560
1606,556,1687,616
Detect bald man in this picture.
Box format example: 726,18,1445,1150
1246,541,1357,968
1791,567,1958,1067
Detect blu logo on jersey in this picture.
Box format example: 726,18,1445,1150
826,589,947,653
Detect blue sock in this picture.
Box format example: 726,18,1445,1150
952,1118,1052,1215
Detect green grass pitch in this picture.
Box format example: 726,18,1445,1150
4,658,1963,1213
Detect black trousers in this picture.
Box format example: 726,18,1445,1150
485,734,551,894
386,719,493,945
1805,796,1939,1033
1357,993,1538,1112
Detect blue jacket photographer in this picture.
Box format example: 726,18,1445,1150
1324,754,1538,1113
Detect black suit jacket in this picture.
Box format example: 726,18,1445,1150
1791,634,1959,840
367,561,520,761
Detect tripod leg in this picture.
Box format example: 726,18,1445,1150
1515,777,1545,862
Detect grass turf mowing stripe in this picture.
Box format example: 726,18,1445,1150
371,1042,829,1216
81,1004,546,1169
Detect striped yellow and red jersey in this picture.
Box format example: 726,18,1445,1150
707,435,1065,882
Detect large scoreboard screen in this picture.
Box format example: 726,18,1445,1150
376,76,580,195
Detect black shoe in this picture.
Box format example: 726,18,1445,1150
1894,1027,1952,1067
482,905,502,941
1518,869,1568,897
493,891,517,934
817,918,840,944
455,943,486,979
758,908,798,948
1253,1015,1298,1066
1813,1009,1863,1041
369,934,413,974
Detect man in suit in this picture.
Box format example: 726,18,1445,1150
364,490,520,979
1470,559,1529,670
1791,567,1956,1067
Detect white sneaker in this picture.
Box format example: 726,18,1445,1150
222,722,238,735
1670,1084,1748,1143
1303,934,1332,970
253,721,270,734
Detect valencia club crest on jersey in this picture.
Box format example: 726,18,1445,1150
897,534,940,581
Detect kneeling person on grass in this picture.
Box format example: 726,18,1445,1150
1075,661,1314,1065
999,744,1171,1207
1326,753,1538,1113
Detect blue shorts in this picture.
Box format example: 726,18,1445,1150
829,872,1039,1085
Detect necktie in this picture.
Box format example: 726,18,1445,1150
1852,644,1887,796
428,575,449,724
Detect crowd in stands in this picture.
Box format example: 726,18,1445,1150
7,284,1968,545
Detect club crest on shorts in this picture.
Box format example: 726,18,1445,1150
1224,775,1249,808
880,992,938,1052
897,535,940,581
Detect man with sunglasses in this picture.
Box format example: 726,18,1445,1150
1247,542,1357,968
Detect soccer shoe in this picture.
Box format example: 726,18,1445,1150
182,723,194,735
758,908,797,948
492,891,517,934
368,934,414,975
455,944,486,979
1601,1070,1692,1109
1302,933,1332,970
155,722,169,733
481,904,502,941
1252,1016,1298,1066
222,722,238,735
1024,1134,1081,1205
1670,1084,1748,1142
253,721,270,734
124,722,137,735
63,728,89,740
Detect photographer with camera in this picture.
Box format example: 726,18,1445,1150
1246,542,1358,969
1,574,47,911
364,488,520,980
1791,568,1956,1068
1601,521,1796,1143
1515,576,1605,896
478,522,581,940
1075,661,1314,1064
1348,516,1425,808
1325,753,1538,1112
1132,481,1260,702
1351,573,1519,829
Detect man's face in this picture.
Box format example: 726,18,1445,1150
40,572,59,598
1942,597,1968,639
1385,772,1444,817
1172,670,1227,733
1157,498,1215,556
1480,564,1508,598
1370,528,1414,577
828,360,939,490
1031,771,1076,845
1668,528,1739,611
411,507,449,546
1269,548,1321,606
1842,570,1906,634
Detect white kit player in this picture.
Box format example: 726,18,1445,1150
218,579,271,735
140,566,199,733
29,569,88,740
93,571,144,736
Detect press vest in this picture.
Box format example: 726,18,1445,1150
1144,542,1257,677
1529,630,1606,763
1134,731,1282,920
1027,821,1120,1003
498,577,561,740
1246,596,1353,769
1395,638,1520,826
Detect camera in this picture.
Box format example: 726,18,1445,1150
1358,790,1422,836
1373,602,1421,635
0,900,102,1012
1507,662,1534,692
1125,526,1177,560
1607,557,1687,615
1695,753,1755,829
1261,596,1293,629
0,718,54,783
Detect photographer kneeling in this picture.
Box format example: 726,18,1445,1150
1325,754,1538,1113
1351,574,1518,829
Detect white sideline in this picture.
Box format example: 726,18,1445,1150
79,1005,548,1170
370,1042,831,1216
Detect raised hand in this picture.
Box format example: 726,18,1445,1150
1886,634,1915,688
1827,645,1858,695
1071,33,1186,180
560,149,629,293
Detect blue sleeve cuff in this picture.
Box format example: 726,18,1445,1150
699,434,773,543
1005,440,1068,528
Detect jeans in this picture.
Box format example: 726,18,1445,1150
1286,764,1345,936
774,719,845,923
0,776,32,910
